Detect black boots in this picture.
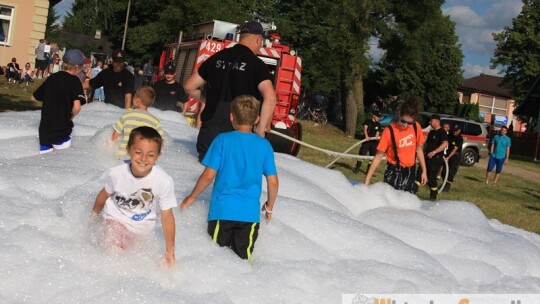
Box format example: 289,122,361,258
429,189,438,201
353,161,362,174
411,181,420,194
443,182,451,192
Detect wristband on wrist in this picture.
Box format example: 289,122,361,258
264,203,272,214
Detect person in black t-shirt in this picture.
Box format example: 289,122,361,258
88,49,134,109
152,64,188,112
6,57,21,83
183,21,277,161
413,114,448,200
354,110,382,174
443,125,463,192
32,49,86,154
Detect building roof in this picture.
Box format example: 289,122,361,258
514,74,540,117
460,74,513,98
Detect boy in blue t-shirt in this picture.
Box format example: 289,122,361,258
485,126,512,185
181,95,279,260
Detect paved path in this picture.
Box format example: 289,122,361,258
476,158,540,182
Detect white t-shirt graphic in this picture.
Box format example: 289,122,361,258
101,163,177,234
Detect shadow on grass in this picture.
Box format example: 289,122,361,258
524,190,540,201
523,204,540,212
329,161,356,172
464,175,483,182
0,93,40,112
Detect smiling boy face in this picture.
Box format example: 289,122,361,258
127,136,160,178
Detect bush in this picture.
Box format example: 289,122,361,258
454,103,481,121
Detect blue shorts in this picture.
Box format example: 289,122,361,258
39,135,72,154
487,155,505,174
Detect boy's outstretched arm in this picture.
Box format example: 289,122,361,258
92,188,109,215
160,209,176,268
181,167,217,209
262,175,279,224
89,188,109,226
110,130,120,142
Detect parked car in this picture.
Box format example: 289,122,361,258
418,112,489,166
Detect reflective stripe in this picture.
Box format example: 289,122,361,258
246,223,257,261
430,187,438,191
212,220,220,243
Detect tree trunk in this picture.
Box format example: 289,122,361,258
344,76,363,137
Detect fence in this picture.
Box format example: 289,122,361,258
510,132,540,161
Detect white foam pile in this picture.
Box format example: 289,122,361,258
0,102,539,303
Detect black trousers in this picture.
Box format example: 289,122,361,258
359,141,378,158
447,153,461,183
417,154,444,190
208,220,259,260
196,119,234,162
384,163,416,193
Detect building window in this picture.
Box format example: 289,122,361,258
478,94,508,115
0,6,14,45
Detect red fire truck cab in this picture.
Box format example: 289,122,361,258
160,20,302,156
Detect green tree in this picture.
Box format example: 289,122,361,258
271,0,339,95
491,0,540,112
46,5,60,39
273,0,380,136
62,0,272,65
330,0,377,137
375,0,463,114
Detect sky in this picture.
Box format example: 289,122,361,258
442,0,523,78
54,0,524,79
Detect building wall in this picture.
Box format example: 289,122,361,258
458,90,523,131
0,0,49,69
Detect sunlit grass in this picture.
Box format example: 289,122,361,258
297,119,540,234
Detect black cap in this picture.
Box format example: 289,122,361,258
452,124,461,131
112,49,125,63
164,64,175,74
430,114,441,120
239,21,264,36
372,110,380,117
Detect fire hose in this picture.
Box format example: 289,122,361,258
268,129,449,194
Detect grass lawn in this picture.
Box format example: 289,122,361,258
298,119,540,234
0,77,42,112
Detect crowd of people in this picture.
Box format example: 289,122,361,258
362,98,510,201
28,19,513,267
31,21,278,266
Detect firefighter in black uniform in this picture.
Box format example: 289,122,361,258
183,21,277,161
354,110,382,174
413,114,448,200
443,124,463,192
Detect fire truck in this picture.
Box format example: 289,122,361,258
160,20,303,155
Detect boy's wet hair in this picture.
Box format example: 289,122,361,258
230,95,260,126
400,96,419,118
136,86,155,107
127,126,163,153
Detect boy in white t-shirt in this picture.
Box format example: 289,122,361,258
91,126,177,268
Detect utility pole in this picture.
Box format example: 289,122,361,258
121,0,131,50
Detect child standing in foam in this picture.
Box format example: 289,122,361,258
110,86,164,159
32,49,86,154
91,126,176,267
181,95,279,261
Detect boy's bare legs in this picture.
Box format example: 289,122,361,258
485,171,491,184
493,173,501,185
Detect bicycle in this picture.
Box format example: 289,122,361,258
296,102,328,125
